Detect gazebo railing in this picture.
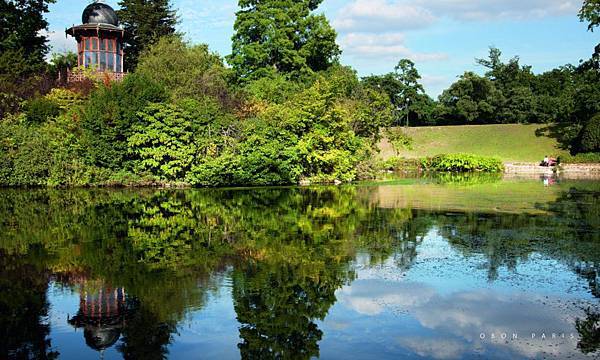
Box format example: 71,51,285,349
67,69,126,83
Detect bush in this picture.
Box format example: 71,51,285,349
187,126,302,187
128,103,198,180
558,153,600,164
44,88,85,111
135,36,229,102
421,153,504,172
379,157,420,171
23,97,60,124
80,73,167,170
580,114,600,153
0,114,104,187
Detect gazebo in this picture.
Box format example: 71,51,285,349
66,1,126,82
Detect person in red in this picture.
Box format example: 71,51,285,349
542,155,557,167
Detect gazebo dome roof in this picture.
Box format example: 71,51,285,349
82,2,119,26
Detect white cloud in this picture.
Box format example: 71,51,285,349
417,0,579,21
340,32,448,62
42,29,77,58
333,0,579,67
397,337,467,360
333,0,436,33
338,280,588,359
335,0,580,31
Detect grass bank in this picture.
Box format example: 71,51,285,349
379,124,570,163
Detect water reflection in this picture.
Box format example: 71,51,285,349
64,278,134,353
0,180,598,359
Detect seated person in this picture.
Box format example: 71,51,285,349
541,156,549,166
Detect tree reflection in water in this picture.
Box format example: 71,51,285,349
0,182,598,358
0,253,58,359
576,308,600,354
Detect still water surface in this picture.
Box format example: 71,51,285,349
1,176,599,359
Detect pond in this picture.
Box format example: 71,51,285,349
1,176,599,359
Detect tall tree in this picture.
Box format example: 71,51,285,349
227,0,341,82
476,47,537,123
362,59,432,126
0,0,55,66
579,0,600,69
437,72,499,125
580,0,600,31
116,0,178,71
0,0,55,118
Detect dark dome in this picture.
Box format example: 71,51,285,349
82,2,119,26
84,326,122,351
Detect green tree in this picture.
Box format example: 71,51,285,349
580,113,600,152
117,0,178,71
49,52,78,84
80,73,167,170
135,36,235,107
437,72,498,124
579,0,600,68
362,59,432,126
0,0,55,66
227,0,341,81
0,0,55,118
580,0,600,31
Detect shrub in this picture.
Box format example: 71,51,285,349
0,114,103,187
421,153,504,172
187,126,302,187
23,97,60,124
558,153,600,164
80,73,167,170
128,103,198,180
379,157,420,171
44,88,85,111
580,113,600,153
135,36,228,102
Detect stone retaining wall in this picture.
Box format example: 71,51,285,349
504,162,600,176
504,163,554,175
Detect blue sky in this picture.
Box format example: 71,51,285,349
46,0,598,96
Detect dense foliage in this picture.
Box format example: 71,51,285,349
559,152,600,164
117,0,178,71
0,1,55,118
80,73,168,170
580,114,600,152
421,154,504,173
0,0,54,65
363,59,433,126
227,0,341,82
128,103,199,180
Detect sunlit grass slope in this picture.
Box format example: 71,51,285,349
379,124,570,162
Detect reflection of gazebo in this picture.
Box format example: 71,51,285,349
68,286,135,353
65,1,126,82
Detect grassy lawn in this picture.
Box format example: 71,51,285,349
379,124,570,163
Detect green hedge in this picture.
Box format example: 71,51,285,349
421,153,504,172
558,153,600,164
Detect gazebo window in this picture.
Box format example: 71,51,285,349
78,36,122,71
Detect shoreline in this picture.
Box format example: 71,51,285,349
504,162,600,177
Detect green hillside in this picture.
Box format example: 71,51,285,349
379,124,570,163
